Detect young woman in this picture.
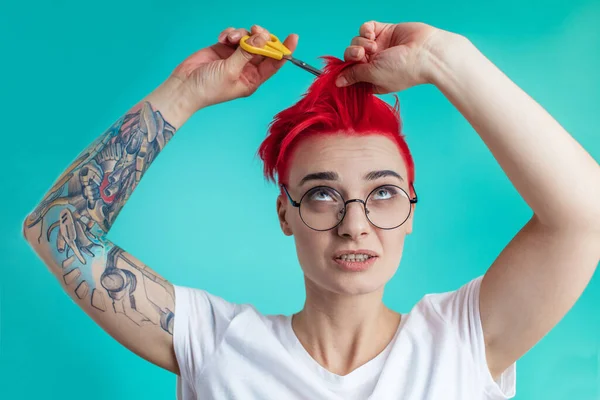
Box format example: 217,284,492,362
23,21,600,399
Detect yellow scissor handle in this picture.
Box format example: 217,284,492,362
239,33,292,61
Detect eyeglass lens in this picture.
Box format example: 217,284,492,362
299,185,412,230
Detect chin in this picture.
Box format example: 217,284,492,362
307,260,396,296
328,279,386,296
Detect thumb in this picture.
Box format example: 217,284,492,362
335,63,374,87
225,33,269,76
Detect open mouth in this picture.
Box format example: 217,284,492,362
333,252,379,271
336,254,376,262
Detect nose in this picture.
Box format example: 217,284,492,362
337,200,371,239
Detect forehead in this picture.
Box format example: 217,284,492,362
288,133,408,185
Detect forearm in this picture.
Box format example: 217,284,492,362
426,33,600,231
20,79,196,372
24,77,197,241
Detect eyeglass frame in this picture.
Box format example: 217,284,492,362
280,183,418,231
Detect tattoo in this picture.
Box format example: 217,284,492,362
26,101,176,335
100,245,175,333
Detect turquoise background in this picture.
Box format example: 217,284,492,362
1,0,599,398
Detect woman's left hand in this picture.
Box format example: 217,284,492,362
336,21,455,93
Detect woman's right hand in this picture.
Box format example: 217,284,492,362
171,25,298,110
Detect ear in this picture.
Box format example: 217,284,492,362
276,195,293,236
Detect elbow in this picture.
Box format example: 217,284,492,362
22,214,53,268
22,214,32,242
594,207,600,234
22,213,42,245
578,208,600,235
21,215,31,243
536,205,600,235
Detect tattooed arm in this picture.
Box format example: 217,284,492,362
22,82,191,373
22,25,298,374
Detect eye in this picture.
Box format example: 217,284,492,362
310,188,335,201
371,186,399,200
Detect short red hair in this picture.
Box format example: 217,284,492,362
257,56,415,194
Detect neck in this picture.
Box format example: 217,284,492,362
292,278,402,376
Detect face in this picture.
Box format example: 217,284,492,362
276,133,415,296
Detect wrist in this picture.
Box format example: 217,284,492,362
142,77,201,129
422,30,475,88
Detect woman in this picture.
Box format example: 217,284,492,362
23,21,600,399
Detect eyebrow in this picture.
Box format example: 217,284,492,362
298,169,403,186
298,171,339,186
364,170,404,182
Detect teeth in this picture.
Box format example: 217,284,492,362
339,254,372,262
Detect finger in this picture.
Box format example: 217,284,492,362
257,33,299,80
250,54,266,66
343,46,366,62
335,63,373,87
250,24,268,35
249,25,270,65
350,36,377,53
226,31,271,75
217,27,235,44
359,20,389,40
225,27,251,46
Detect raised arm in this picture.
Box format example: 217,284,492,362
22,25,298,374
338,21,600,380
423,31,600,379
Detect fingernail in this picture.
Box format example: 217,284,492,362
336,76,348,87
230,32,241,40
351,47,360,57
218,32,226,42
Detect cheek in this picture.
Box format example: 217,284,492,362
295,228,324,253
293,226,329,265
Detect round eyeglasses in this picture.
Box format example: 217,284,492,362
281,184,418,231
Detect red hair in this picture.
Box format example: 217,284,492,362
257,56,415,194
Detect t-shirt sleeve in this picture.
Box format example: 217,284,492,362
426,275,517,399
172,285,238,386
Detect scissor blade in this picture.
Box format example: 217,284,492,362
287,57,322,76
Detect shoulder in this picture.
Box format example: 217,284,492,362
401,276,484,331
172,285,280,338
424,275,484,326
405,276,517,399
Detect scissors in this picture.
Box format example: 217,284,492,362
239,33,322,76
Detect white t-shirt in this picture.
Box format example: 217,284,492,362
173,275,516,399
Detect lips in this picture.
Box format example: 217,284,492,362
332,249,379,260
332,250,379,272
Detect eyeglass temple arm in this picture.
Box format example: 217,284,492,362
280,184,301,207
410,184,418,203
